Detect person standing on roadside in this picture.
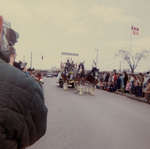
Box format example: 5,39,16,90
0,17,47,149
144,79,150,103
123,71,128,90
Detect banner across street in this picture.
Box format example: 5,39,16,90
61,52,79,56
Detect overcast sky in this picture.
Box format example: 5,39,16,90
1,0,150,71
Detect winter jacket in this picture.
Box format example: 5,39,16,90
0,58,48,149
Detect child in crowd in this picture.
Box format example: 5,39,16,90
125,80,131,93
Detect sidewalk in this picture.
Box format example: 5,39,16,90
115,90,148,103
97,86,148,104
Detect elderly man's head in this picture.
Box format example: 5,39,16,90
0,18,18,63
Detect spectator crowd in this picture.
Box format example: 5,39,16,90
13,60,44,85
98,70,150,103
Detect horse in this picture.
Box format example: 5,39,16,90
84,67,99,95
73,62,85,94
74,63,99,95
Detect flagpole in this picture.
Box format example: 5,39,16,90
130,25,140,73
41,55,43,70
120,60,122,72
130,25,135,69
130,25,133,52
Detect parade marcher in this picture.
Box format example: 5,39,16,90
0,17,47,149
77,62,85,78
65,59,70,72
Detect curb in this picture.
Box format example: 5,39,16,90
98,89,149,104
115,91,147,103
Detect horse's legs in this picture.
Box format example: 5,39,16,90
84,81,89,93
87,82,90,93
88,83,92,95
77,80,84,95
63,80,68,90
92,84,96,95
88,83,95,95
79,84,83,95
74,81,79,93
63,82,66,90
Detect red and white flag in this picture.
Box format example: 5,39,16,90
131,25,139,35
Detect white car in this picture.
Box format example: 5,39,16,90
46,73,53,78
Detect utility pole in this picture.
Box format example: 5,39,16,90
30,52,32,68
120,61,122,72
23,55,25,62
95,48,100,68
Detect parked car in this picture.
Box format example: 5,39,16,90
52,71,59,77
46,73,53,78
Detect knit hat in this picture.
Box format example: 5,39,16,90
0,16,18,62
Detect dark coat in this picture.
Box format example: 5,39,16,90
124,74,128,87
117,77,121,89
0,59,48,149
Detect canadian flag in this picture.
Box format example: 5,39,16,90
131,25,139,35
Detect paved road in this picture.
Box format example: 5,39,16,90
29,78,150,149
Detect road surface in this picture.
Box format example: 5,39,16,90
29,78,150,149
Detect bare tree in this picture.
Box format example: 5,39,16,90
116,49,150,73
